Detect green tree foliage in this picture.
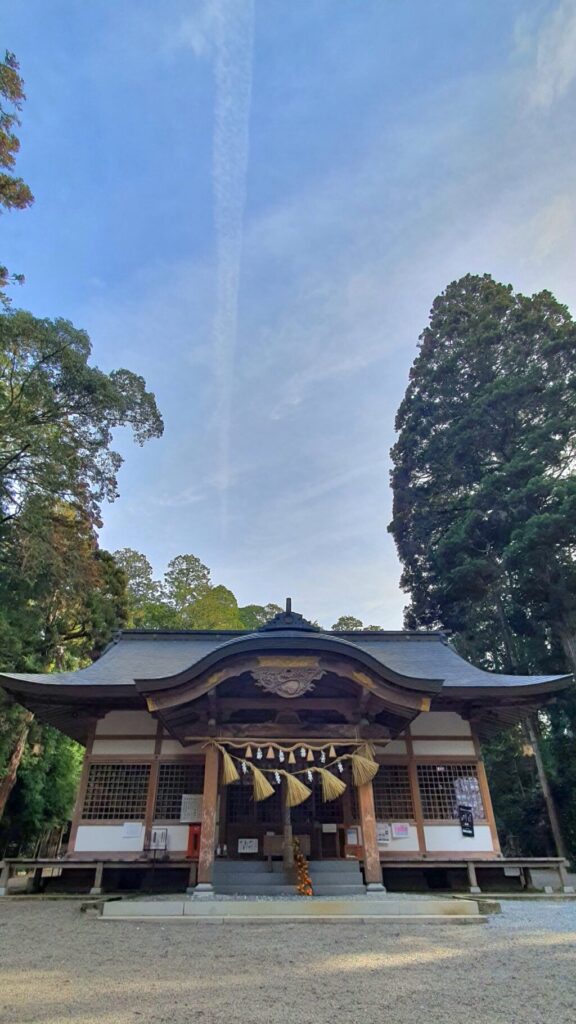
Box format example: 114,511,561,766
238,603,283,629
185,585,243,629
0,308,162,844
0,51,34,305
0,311,163,539
332,615,363,630
164,554,211,611
332,616,382,631
389,273,576,858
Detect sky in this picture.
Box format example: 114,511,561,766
3,0,576,629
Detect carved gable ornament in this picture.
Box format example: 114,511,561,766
251,659,325,699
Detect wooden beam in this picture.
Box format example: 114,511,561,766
183,722,393,741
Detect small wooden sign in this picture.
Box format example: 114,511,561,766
180,794,203,823
238,838,259,854
377,822,392,848
458,804,475,837
391,822,410,839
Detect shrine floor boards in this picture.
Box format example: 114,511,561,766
1,899,575,1024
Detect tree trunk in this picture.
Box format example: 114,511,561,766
558,629,576,680
525,714,567,860
0,710,33,820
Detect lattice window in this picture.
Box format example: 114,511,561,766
417,763,485,820
227,777,254,823
154,763,205,820
373,764,414,819
82,763,150,820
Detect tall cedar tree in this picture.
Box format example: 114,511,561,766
389,274,576,856
0,52,34,305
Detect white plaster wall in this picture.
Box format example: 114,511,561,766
424,825,494,853
161,739,187,756
410,712,472,737
379,740,407,755
74,824,145,853
95,710,156,736
412,739,476,757
92,738,156,756
382,824,420,852
152,825,189,852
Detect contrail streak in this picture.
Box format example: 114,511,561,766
211,0,255,528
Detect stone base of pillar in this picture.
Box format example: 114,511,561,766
366,882,387,894
190,883,215,900
89,887,103,896
469,885,481,894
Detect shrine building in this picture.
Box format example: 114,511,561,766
0,603,573,897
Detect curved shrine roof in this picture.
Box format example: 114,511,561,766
0,627,570,697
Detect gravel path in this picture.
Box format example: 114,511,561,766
1,899,575,1024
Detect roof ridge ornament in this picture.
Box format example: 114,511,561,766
259,598,321,632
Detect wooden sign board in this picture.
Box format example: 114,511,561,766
391,822,410,839
377,822,391,848
238,838,259,854
180,794,203,823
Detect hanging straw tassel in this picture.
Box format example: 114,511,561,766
288,749,297,764
283,772,312,807
266,745,275,759
317,767,347,802
245,745,253,759
350,753,379,786
220,747,240,785
356,741,376,761
250,763,275,802
306,748,315,762
328,745,336,760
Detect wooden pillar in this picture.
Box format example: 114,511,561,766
467,861,481,894
90,861,104,896
196,745,219,893
406,735,426,853
357,780,385,891
282,779,294,871
0,861,12,896
68,723,96,855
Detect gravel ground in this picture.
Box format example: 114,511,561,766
1,899,575,1024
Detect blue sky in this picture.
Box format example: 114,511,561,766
3,1,576,628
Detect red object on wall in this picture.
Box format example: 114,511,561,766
186,824,202,859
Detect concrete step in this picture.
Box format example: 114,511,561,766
215,884,297,896
308,860,362,872
213,863,285,874
312,884,366,896
308,872,363,885
103,896,485,922
214,873,289,886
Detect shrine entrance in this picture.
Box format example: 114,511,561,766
221,765,356,861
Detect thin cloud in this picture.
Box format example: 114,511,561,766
211,0,255,525
530,0,576,108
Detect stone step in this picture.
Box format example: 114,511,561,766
214,873,290,886
311,884,367,896
215,884,297,896
308,872,363,885
308,860,362,873
213,863,284,873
